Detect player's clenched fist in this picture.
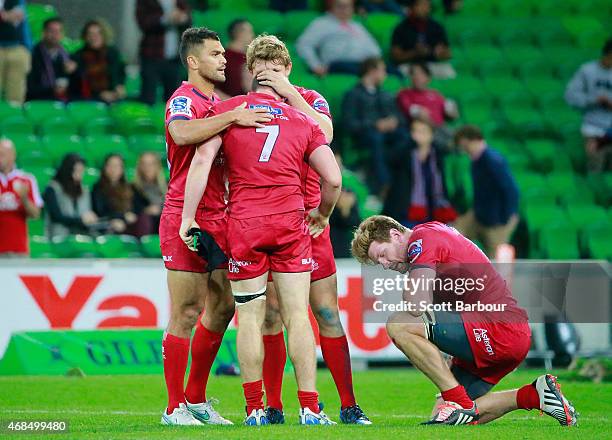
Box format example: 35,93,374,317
307,208,330,238
230,102,273,128
179,217,200,251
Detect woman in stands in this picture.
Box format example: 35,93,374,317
43,153,98,238
132,152,167,235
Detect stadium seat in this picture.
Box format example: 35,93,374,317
28,166,54,190
51,234,98,258
0,116,36,136
82,167,100,187
477,58,516,78
534,0,581,16
321,74,359,117
208,0,254,9
284,11,319,42
28,218,45,236
247,11,285,39
381,76,406,94
495,24,535,47
85,135,130,166
109,102,151,121
523,77,564,99
26,3,56,42
128,134,165,155
81,117,115,136
192,10,235,42
462,104,496,126
67,102,108,127
463,45,503,64
363,13,402,56
566,204,607,230
118,117,158,136
498,90,536,110
585,223,612,260
483,76,524,97
514,172,546,195
522,140,556,173
504,108,548,138
140,234,162,258
43,135,83,166
29,235,55,258
96,235,142,258
535,27,575,49
23,101,66,125
0,101,22,121
504,46,543,71
431,76,483,101
39,116,77,136
517,59,556,81
539,225,580,259
494,0,535,18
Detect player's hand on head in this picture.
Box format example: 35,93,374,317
256,70,294,98
307,208,329,238
232,102,272,128
179,218,200,252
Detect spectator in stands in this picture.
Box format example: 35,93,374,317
397,62,459,146
43,153,98,239
453,125,519,257
136,0,191,105
70,20,126,103
329,153,361,257
27,17,77,101
269,0,308,12
382,117,456,226
391,0,454,79
92,154,141,235
296,0,381,76
216,19,254,99
342,57,406,198
565,38,612,172
0,0,30,103
0,138,42,256
357,0,403,15
132,152,166,235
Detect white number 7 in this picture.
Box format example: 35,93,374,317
256,125,279,162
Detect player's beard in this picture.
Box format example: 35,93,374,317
201,67,226,84
390,262,410,274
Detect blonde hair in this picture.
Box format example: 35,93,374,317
133,152,166,196
246,34,292,72
351,215,407,264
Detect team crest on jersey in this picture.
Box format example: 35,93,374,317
170,96,192,117
312,97,329,113
407,239,423,263
249,104,283,115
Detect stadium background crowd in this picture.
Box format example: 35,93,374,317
0,0,610,261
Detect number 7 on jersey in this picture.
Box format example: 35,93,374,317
256,125,279,162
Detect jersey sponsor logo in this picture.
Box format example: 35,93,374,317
0,192,19,210
249,104,283,115
312,97,329,113
472,328,495,356
311,258,319,273
301,257,312,266
407,239,423,263
228,258,251,274
169,96,192,117
162,255,173,262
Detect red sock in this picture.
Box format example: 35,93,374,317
441,385,473,409
517,384,540,410
184,321,224,404
243,380,264,414
262,331,286,410
298,390,320,413
162,332,190,412
320,335,356,409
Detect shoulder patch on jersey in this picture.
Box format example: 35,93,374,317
170,96,193,117
312,97,329,113
407,239,423,263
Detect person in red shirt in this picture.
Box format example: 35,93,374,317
0,138,42,256
351,216,578,427
215,19,254,99
180,83,342,425
159,27,272,426
249,34,371,425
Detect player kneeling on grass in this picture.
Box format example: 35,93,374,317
351,216,578,426
180,79,342,425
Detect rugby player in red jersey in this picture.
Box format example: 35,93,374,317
245,34,370,425
351,216,578,426
159,27,272,426
179,79,342,425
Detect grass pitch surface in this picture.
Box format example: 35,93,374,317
0,369,608,439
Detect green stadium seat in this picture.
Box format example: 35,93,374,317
534,0,580,17
521,186,557,211
192,10,235,43
455,0,495,16
443,153,473,209
514,172,546,194
381,76,406,94
504,46,543,69
0,116,36,136
85,135,129,166
140,234,162,258
39,116,77,136
52,234,98,258
208,0,254,10
118,117,158,136
28,218,45,236
462,104,495,126
67,101,108,127
494,0,535,18
498,90,536,110
26,3,57,42
321,74,359,117
43,135,82,166
546,172,578,199
28,166,54,190
284,11,319,42
477,59,515,78
521,139,556,173
539,225,580,259
82,167,100,187
431,76,483,101
364,13,401,55
0,101,22,120
566,204,607,230
585,223,612,260
517,59,556,81
96,235,142,258
61,38,83,54
504,108,548,138
463,45,503,64
587,173,612,206
495,24,535,47
248,11,285,38
11,134,39,154
81,117,115,136
29,236,55,258
128,134,165,156
23,101,66,125
109,102,151,121
483,76,524,97
523,77,564,98
534,27,575,49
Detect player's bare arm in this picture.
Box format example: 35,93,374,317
256,70,333,142
307,145,341,238
169,103,272,146
179,136,223,249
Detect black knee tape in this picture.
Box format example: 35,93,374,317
234,292,266,305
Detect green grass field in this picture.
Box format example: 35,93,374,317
0,369,609,439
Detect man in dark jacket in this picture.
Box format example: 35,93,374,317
27,17,76,101
136,0,191,104
453,125,519,257
342,57,407,198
